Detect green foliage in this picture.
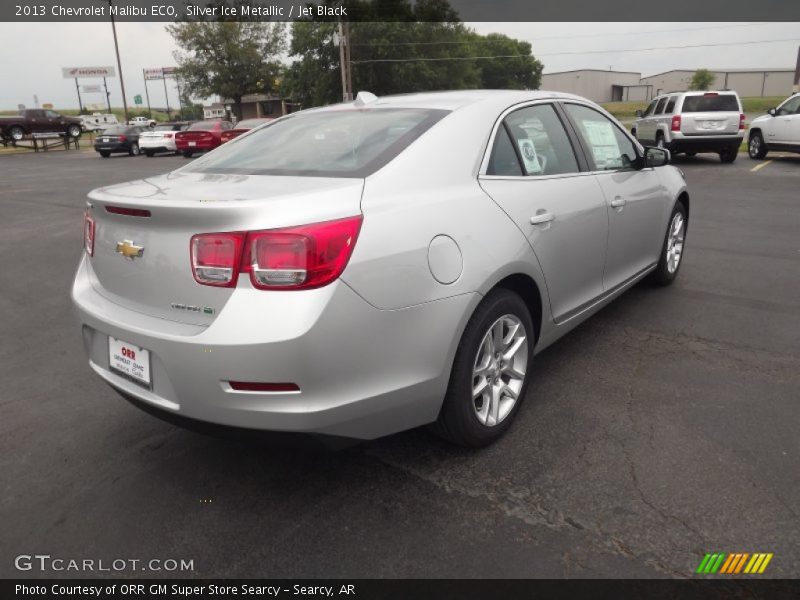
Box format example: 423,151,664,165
167,4,286,118
689,69,716,91
283,0,543,108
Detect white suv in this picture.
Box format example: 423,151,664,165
748,93,800,159
632,90,744,163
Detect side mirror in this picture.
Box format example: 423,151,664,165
644,146,670,167
635,109,644,118
767,108,777,117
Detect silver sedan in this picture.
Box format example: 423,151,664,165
72,90,689,447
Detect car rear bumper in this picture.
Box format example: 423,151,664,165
71,254,476,440
668,134,743,153
176,141,218,151
140,139,177,152
94,142,130,153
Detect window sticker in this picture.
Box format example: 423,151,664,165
582,120,622,169
516,138,543,175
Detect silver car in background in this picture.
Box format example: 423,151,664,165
72,90,689,447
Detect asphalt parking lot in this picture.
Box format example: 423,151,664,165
1,148,798,579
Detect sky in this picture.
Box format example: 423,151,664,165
0,21,798,110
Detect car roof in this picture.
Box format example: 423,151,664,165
313,90,593,113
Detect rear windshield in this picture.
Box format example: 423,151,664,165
189,121,220,131
681,94,739,112
155,124,181,131
186,108,449,178
100,126,128,135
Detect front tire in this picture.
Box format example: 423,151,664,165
748,131,768,160
432,289,534,447
650,201,687,286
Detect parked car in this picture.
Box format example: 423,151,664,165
220,117,274,143
129,116,156,128
139,122,191,156
632,90,744,162
93,125,145,157
0,109,83,141
79,113,120,133
175,119,233,157
72,90,687,447
748,93,800,159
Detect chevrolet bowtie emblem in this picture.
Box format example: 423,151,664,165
115,240,145,260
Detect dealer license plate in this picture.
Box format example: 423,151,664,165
109,337,151,388
102,137,109,142
188,141,197,146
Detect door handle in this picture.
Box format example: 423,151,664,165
530,212,555,225
610,197,626,208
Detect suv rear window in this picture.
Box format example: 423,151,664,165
681,94,739,112
186,108,449,178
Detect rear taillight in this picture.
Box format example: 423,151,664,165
190,233,245,287
119,134,127,142
242,216,363,290
189,216,363,290
739,113,746,130
671,115,682,132
83,211,95,256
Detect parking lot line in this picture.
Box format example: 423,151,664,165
750,160,772,173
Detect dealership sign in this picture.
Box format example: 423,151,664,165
144,67,178,80
62,66,116,79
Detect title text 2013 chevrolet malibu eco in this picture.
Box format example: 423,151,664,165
72,90,689,447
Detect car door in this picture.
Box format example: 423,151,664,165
478,102,609,323
771,95,800,145
637,98,660,143
45,110,64,132
562,102,670,291
26,109,47,133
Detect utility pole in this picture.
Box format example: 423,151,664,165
142,70,152,117
794,46,800,93
108,0,129,123
103,77,111,112
338,19,353,102
162,73,171,120
74,78,84,113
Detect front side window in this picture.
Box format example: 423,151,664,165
777,95,800,116
187,108,449,178
564,104,638,171
643,100,658,117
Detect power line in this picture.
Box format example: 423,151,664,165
350,38,800,64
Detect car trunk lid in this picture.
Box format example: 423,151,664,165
86,171,364,325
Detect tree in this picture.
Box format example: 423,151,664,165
167,7,286,119
283,0,542,108
689,69,716,91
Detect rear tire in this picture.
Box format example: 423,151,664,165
144,150,154,157
182,151,193,158
8,126,25,141
432,289,535,447
99,151,110,158
649,200,687,286
656,133,668,151
128,142,140,156
748,131,768,160
719,146,738,163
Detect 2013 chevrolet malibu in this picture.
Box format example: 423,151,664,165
72,90,689,447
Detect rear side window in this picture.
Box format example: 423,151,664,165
187,108,449,178
564,104,638,171
681,94,739,112
487,127,523,176
655,98,668,114
665,96,678,113
502,104,580,176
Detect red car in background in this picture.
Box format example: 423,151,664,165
175,120,233,157
220,117,274,143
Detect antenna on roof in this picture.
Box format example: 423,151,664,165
354,91,378,107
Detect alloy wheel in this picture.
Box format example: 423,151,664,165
666,213,685,274
472,314,528,427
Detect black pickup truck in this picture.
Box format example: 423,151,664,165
0,109,83,141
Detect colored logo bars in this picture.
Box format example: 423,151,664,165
696,552,773,575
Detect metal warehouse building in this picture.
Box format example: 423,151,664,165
541,68,796,102
640,69,795,97
540,70,650,103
